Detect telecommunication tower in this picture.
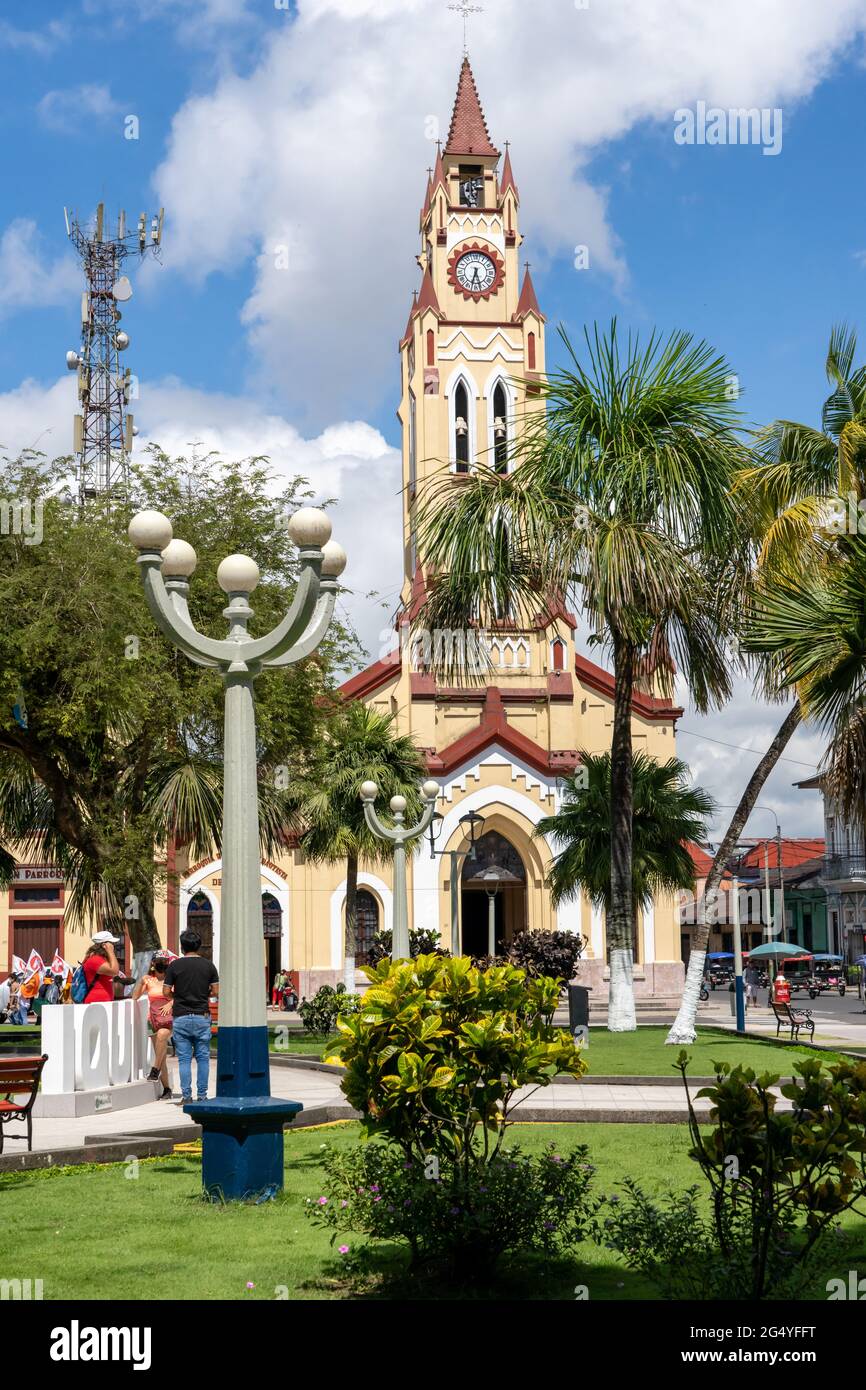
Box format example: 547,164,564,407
64,202,164,503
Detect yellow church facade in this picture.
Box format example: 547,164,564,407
0,60,685,1006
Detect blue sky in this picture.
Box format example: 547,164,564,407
2,0,865,836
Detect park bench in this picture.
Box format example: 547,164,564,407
771,1001,815,1043
0,1053,48,1153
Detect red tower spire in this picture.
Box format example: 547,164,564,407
444,57,499,158
499,145,519,201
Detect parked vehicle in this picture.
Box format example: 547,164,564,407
808,954,847,999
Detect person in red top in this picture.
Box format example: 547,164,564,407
773,972,791,1006
81,932,121,1002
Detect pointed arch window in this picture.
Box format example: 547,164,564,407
527,332,536,371
454,379,470,473
493,380,508,473
426,329,435,366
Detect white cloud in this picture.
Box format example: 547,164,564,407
37,83,120,134
0,374,402,664
0,20,68,55
0,220,80,321
153,0,866,423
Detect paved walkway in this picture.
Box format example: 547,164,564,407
20,1000,856,1160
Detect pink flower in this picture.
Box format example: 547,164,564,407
339,1245,350,1255
318,1196,328,1205
246,1282,255,1290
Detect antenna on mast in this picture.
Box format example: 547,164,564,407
64,201,165,506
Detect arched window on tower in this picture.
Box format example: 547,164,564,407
527,332,536,371
493,381,508,473
426,329,435,366
454,380,470,473
551,637,566,672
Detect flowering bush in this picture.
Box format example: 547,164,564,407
307,1139,596,1277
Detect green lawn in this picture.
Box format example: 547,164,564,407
2,1119,864,1300
582,1025,847,1076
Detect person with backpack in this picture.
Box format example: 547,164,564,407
72,932,121,1003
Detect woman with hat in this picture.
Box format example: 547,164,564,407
80,932,122,1003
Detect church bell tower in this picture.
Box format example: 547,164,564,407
398,57,546,604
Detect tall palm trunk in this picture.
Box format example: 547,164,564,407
666,700,802,1044
608,630,637,1031
344,852,358,993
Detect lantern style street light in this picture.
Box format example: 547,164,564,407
128,504,346,1201
427,809,485,955
359,779,440,959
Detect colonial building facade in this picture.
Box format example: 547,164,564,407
1,61,686,1003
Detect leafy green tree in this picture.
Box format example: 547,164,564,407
284,702,427,991
417,321,744,1029
0,448,358,961
536,752,714,920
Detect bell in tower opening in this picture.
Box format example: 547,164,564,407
458,164,484,207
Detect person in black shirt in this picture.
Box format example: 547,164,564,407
163,930,219,1104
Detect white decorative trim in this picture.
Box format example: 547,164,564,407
438,327,523,354
437,744,556,804
444,365,479,472
484,370,516,473
329,873,393,970
413,779,577,934
179,858,290,973
446,216,505,253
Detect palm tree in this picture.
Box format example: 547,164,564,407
0,742,292,974
537,753,715,927
417,321,745,1029
667,325,866,1041
744,534,866,823
739,324,866,570
284,702,427,992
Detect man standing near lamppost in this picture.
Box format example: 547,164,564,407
128,504,345,1200
359,779,440,959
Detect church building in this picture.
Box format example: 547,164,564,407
0,60,686,1006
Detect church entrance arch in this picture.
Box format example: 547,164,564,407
461,830,527,957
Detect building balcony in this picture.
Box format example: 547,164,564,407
823,854,866,883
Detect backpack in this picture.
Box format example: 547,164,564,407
70,962,92,1004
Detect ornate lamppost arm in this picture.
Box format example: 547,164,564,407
242,561,321,665
266,579,340,667
137,554,239,665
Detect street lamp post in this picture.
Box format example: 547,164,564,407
466,864,522,958
128,505,346,1201
359,779,440,960
427,810,485,955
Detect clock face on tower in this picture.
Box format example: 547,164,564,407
447,241,505,301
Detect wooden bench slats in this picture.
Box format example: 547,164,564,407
0,1053,48,1154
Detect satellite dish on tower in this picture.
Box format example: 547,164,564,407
112,276,133,302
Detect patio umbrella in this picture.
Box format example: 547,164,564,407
746,942,810,959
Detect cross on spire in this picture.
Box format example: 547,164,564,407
448,1,484,57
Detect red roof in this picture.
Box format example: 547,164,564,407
499,147,518,200
416,265,441,317
513,265,544,322
738,838,825,870
687,842,714,876
399,291,418,348
445,57,499,158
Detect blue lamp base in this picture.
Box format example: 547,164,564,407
184,1094,303,1202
